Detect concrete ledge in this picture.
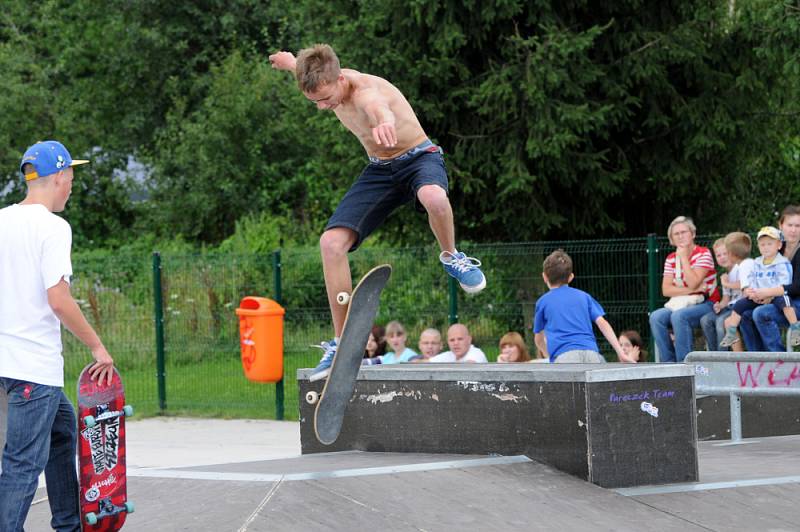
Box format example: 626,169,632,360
298,363,698,488
297,362,694,382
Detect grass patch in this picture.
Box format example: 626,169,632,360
63,352,319,421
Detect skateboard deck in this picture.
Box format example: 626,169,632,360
314,264,391,445
77,364,134,531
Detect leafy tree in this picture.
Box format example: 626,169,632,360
299,0,800,239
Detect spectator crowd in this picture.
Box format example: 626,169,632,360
363,205,800,365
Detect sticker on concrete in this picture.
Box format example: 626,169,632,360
640,401,659,418
695,365,709,376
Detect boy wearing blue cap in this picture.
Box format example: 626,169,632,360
720,226,800,347
0,141,115,531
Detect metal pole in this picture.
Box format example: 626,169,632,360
448,276,458,325
729,392,742,442
646,234,659,360
152,252,167,411
273,249,284,421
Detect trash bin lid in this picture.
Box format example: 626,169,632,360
235,296,285,316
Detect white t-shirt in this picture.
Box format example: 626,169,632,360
0,204,73,386
726,259,755,305
429,345,488,363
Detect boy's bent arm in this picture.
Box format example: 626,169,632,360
595,316,632,362
534,332,548,359
47,279,115,384
361,95,398,147
751,282,785,299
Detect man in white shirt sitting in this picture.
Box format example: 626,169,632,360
429,323,487,363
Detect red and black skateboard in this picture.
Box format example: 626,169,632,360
77,364,134,530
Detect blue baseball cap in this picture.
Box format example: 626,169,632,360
19,140,90,181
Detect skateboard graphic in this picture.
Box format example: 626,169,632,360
77,364,134,530
309,264,391,445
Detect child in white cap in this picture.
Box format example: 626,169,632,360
720,226,800,347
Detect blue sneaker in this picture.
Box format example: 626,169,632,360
440,251,486,294
309,339,337,381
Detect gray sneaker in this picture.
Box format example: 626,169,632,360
719,328,739,348
789,323,800,347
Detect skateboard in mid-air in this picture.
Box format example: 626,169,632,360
307,264,391,445
77,364,134,530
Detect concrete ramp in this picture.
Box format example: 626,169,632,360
24,434,800,531
15,449,760,531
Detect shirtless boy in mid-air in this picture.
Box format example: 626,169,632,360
269,44,486,381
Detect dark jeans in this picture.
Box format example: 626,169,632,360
740,298,800,351
649,300,714,362
0,378,80,532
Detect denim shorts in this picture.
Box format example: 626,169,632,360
325,139,449,251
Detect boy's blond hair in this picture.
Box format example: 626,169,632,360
543,249,573,286
724,232,752,261
713,237,725,250
385,320,406,336
295,44,341,93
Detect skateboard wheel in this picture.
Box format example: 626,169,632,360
125,501,135,514
123,405,134,417
306,391,319,404
86,512,98,525
336,291,350,305
84,415,96,428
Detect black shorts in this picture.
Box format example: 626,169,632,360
325,142,449,251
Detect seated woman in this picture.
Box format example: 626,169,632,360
618,330,647,363
497,332,532,363
648,216,719,362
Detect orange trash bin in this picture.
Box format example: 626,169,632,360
235,296,285,383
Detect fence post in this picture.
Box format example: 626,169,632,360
273,249,284,421
448,276,458,325
646,234,659,360
152,252,167,412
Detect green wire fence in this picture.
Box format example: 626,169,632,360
61,235,720,421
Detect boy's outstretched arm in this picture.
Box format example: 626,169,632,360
269,51,297,72
595,316,633,363
534,331,548,359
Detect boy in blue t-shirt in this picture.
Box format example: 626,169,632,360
534,249,631,363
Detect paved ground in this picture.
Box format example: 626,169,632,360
22,418,800,531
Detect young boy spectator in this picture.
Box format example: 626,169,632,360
703,233,754,350
378,321,419,364
701,236,750,350
720,227,800,347
0,141,115,531
534,249,629,363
